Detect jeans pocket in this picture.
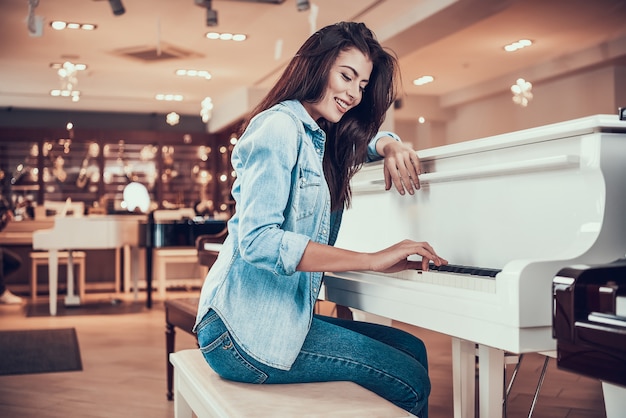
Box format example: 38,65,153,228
197,312,267,384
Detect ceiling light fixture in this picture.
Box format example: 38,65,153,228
511,78,533,107
176,69,212,80
50,21,97,31
201,97,214,123
206,8,218,26
205,32,246,41
194,0,217,26
413,75,434,86
56,61,82,97
504,39,533,52
296,0,310,11
27,0,43,37
108,0,126,16
51,62,87,71
156,94,184,101
166,112,180,126
50,89,81,102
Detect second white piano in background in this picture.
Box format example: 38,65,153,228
323,114,626,418
33,215,144,316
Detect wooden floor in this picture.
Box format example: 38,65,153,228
0,290,607,418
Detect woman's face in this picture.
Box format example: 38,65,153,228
303,47,373,123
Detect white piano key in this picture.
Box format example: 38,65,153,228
382,269,497,293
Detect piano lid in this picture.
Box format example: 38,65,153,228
418,114,626,162
339,114,626,274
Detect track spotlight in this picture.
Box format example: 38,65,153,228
296,0,310,11
206,7,218,26
194,0,218,26
108,0,125,16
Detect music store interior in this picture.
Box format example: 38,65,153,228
1,0,625,417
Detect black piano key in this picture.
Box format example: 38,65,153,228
418,263,501,278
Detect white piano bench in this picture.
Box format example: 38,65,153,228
152,248,206,301
30,251,86,302
169,349,416,418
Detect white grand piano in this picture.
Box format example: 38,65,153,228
323,114,626,418
33,214,145,316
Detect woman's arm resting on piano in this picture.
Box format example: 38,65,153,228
375,135,421,196
297,239,447,273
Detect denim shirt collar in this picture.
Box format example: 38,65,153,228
281,99,326,150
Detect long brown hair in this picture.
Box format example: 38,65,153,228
241,22,398,211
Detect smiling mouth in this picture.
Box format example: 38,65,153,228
335,98,349,111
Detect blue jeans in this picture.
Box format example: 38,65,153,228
196,310,430,417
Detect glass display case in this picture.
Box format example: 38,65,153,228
0,128,235,218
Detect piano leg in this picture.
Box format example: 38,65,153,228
64,250,81,306
146,246,153,309
48,249,58,316
123,244,141,300
477,344,505,418
451,340,506,418
114,247,121,294
603,381,626,418
132,246,140,300
452,338,476,418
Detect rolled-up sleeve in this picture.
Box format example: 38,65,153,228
233,111,311,276
366,131,401,162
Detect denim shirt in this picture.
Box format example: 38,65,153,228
194,99,399,370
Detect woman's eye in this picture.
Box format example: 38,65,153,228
341,73,352,82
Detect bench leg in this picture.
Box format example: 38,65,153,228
31,259,38,302
64,251,80,306
49,250,59,316
173,374,194,418
78,257,86,301
157,258,167,301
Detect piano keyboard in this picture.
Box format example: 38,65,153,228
385,264,501,293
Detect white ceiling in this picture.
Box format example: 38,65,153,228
1,0,625,130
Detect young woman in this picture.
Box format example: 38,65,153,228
194,22,446,417
0,196,24,304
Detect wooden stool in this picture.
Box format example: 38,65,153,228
30,251,86,302
169,349,416,418
153,248,206,300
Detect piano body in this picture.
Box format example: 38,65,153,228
322,114,626,417
553,260,626,418
33,214,145,316
138,209,227,308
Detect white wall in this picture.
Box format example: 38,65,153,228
443,65,622,145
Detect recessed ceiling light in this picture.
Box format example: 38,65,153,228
176,69,212,80
50,90,81,102
50,21,97,31
503,39,533,52
50,62,87,71
155,94,183,101
205,32,247,41
413,75,434,86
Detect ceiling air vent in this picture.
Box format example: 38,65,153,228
114,43,203,62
